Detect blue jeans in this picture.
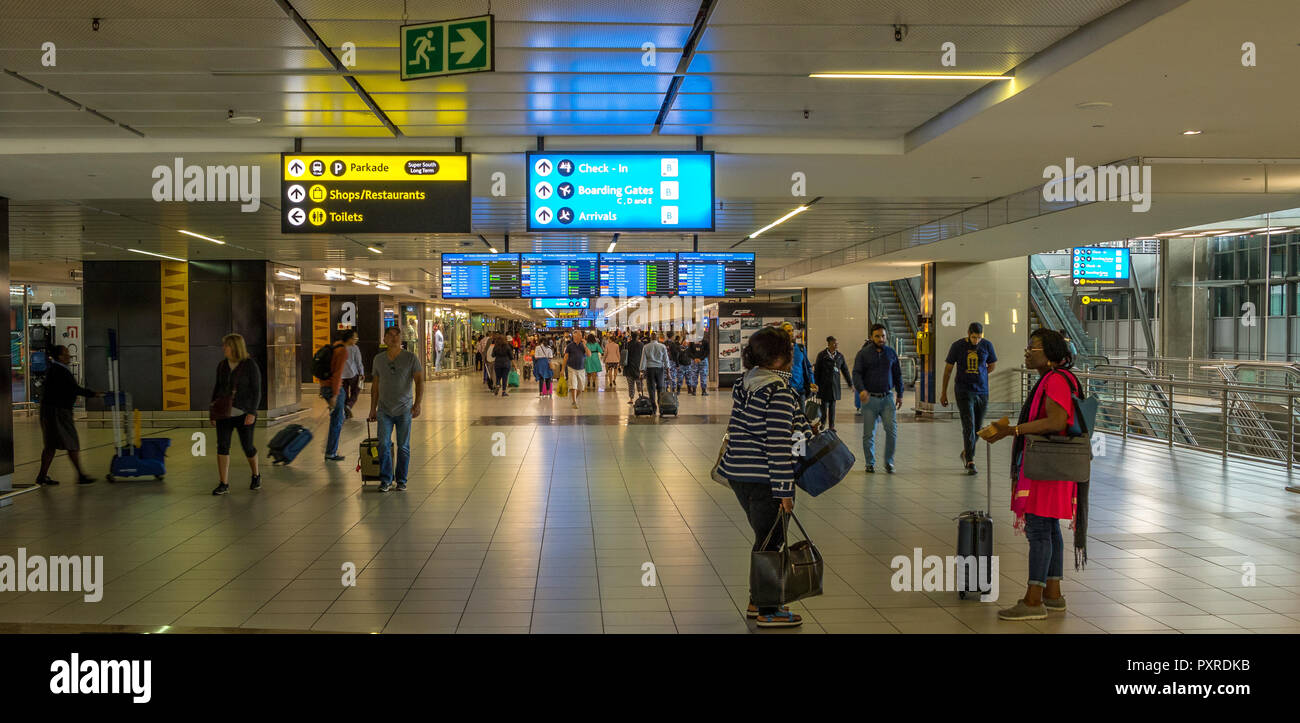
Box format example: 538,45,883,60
321,387,346,456
954,389,988,464
860,392,897,467
1025,512,1064,588
376,408,412,485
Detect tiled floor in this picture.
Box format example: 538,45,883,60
2,375,1298,634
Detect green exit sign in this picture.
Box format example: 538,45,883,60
400,14,494,80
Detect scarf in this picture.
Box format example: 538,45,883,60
1010,367,1088,571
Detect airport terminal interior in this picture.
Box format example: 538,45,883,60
1,0,1299,636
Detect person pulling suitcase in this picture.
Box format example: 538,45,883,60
367,325,424,492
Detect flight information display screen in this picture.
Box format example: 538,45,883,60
598,252,678,297
676,252,756,296
1072,247,1130,288
526,151,715,232
520,253,599,298
439,253,521,298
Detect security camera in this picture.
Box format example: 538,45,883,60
92,18,100,31
893,24,907,42
802,109,810,119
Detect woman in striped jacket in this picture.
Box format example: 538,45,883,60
716,325,813,628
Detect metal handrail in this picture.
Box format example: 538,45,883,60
1015,367,1300,473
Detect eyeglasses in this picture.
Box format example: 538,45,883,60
1024,345,1044,353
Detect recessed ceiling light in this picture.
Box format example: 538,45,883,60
367,246,382,254
1091,124,1105,128
1075,101,1112,111
1182,129,1203,135
227,110,261,125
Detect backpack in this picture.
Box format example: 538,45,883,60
312,343,339,381
677,346,691,366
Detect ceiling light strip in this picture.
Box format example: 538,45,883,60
128,248,187,262
179,229,225,245
810,72,1013,81
270,0,402,137
2,69,145,138
731,197,822,248
651,0,718,135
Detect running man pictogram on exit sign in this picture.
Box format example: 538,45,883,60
400,14,494,80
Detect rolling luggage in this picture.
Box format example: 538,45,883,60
104,329,169,482
357,422,391,485
658,389,678,417
268,424,312,465
633,395,655,416
954,442,995,599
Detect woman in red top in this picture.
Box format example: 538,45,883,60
985,329,1078,622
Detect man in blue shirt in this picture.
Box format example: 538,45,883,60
853,324,904,473
782,322,817,402
940,322,998,475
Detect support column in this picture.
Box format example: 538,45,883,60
160,261,190,410
930,258,1029,418
0,197,13,501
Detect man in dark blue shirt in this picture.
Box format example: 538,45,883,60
940,322,998,475
853,324,904,473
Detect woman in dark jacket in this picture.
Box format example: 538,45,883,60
813,336,853,430
210,333,262,496
492,334,515,398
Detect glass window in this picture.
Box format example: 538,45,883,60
1213,251,1235,280
1213,287,1234,317
1270,243,1286,278
1269,283,1286,316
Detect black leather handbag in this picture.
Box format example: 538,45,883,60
750,511,824,607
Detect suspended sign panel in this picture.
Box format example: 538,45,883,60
1072,247,1130,288
440,253,520,299
281,153,470,233
526,152,715,232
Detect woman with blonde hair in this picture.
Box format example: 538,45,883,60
210,333,262,495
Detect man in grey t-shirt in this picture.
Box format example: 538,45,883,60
367,325,424,492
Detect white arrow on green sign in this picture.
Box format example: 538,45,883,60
400,14,494,80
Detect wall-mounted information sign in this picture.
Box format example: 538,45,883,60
526,151,714,232
440,253,520,299
598,252,678,297
281,153,470,233
1072,247,1130,288
677,252,756,297
520,253,599,298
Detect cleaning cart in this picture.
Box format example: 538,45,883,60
104,329,169,482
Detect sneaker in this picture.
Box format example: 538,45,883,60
997,599,1047,621
865,465,875,474
36,476,60,486
377,481,393,493
1043,596,1067,612
966,464,977,476
250,474,262,491
886,464,895,474
212,482,229,496
77,475,96,485
325,455,346,462
396,482,407,492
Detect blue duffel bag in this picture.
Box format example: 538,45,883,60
793,429,856,496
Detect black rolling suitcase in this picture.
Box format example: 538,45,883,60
954,442,995,599
658,389,678,417
633,395,655,416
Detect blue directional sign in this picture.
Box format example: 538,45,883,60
531,297,590,309
1072,247,1130,288
527,152,714,232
